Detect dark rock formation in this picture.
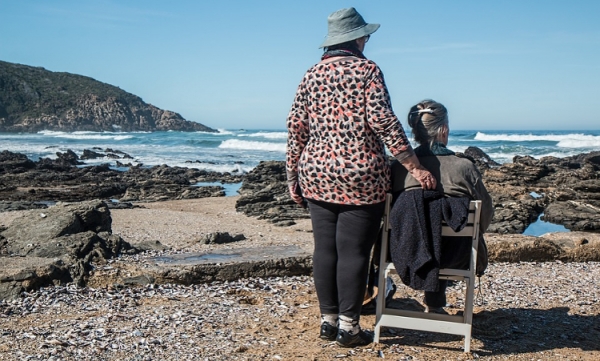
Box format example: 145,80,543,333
2,146,598,235
235,150,600,234
0,60,216,133
458,146,501,170
485,151,600,233
0,150,243,205
0,200,135,299
235,161,309,225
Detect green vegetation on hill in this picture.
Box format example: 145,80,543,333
0,60,215,132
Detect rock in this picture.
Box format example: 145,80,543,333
482,150,600,233
55,149,83,165
543,201,600,231
80,149,105,160
0,201,48,213
200,232,246,245
134,240,169,252
0,150,35,173
87,245,313,287
486,232,600,263
232,150,600,233
0,200,135,299
235,161,309,223
0,150,243,206
459,146,500,170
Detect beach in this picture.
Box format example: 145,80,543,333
1,130,600,359
1,196,599,360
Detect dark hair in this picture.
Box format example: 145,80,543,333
407,99,449,147
324,39,361,53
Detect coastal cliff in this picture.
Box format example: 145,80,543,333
0,60,216,133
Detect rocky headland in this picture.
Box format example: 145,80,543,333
0,60,216,133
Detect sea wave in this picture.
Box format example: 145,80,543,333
38,130,133,140
238,131,287,140
212,129,236,136
474,132,600,146
556,137,600,148
218,139,286,152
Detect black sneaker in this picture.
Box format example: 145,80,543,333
320,322,338,341
336,329,373,348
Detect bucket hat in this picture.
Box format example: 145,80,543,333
319,7,380,48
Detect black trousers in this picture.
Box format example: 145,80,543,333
308,199,385,320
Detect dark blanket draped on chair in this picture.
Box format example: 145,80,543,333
389,189,470,292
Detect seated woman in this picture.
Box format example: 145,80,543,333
391,99,494,313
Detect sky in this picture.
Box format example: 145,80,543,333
1,0,599,131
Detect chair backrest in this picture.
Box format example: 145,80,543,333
440,199,482,278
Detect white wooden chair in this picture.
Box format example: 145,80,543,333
373,193,482,352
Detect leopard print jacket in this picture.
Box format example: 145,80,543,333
286,56,413,205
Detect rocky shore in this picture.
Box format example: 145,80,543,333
1,148,600,359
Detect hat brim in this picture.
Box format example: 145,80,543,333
319,23,380,48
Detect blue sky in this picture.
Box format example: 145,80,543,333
1,0,598,131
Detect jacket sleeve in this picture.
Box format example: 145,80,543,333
473,171,494,232
286,77,309,176
364,63,414,162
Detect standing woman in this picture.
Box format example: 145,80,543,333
286,7,436,347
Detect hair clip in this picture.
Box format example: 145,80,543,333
410,108,434,114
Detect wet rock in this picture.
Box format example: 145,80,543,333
80,149,105,160
482,150,600,233
543,201,600,231
0,150,243,207
55,149,83,165
0,150,35,173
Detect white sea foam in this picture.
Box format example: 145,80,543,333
218,139,286,152
556,137,600,148
38,130,133,140
475,132,600,146
486,150,582,164
61,134,133,140
38,130,67,136
239,131,287,139
448,145,468,153
212,129,236,136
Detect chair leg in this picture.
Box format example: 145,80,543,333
464,332,471,353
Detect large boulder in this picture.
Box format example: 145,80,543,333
0,200,135,299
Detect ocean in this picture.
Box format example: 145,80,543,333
1,129,598,173
1,128,598,235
